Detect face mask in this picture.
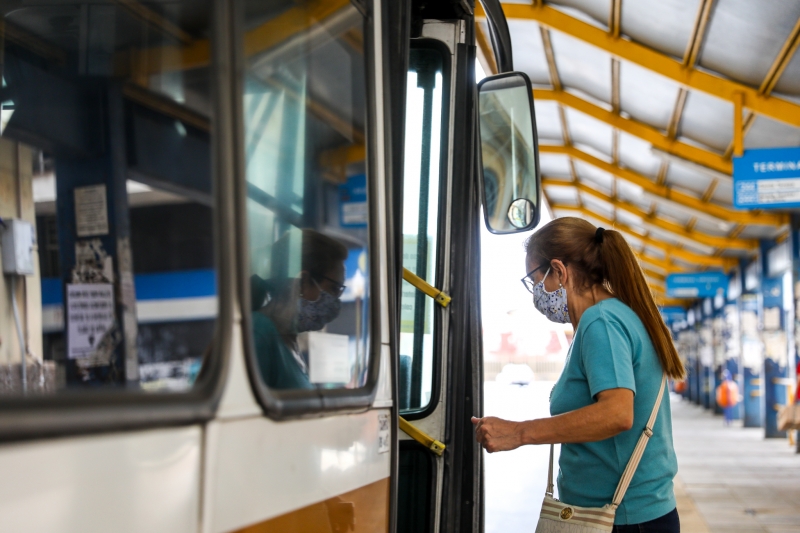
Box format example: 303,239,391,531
532,268,571,324
296,280,342,332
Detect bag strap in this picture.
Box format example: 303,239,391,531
546,442,555,496
610,373,667,508
545,373,667,506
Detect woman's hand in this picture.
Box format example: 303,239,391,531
471,416,523,453
471,388,634,450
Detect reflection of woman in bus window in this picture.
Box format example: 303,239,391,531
251,229,348,389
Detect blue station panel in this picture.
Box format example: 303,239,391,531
660,306,687,324
733,147,800,209
666,272,728,298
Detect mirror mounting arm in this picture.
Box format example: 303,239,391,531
477,0,514,73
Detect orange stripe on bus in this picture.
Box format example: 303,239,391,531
233,477,390,533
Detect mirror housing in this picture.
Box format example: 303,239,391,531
477,71,541,234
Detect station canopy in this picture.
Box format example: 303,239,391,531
476,0,800,301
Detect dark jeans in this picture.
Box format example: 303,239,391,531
612,508,680,533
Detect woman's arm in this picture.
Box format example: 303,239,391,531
472,388,634,453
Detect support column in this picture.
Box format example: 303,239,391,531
792,216,800,452
687,305,700,404
740,256,763,428
761,240,790,438
725,269,743,420
55,83,138,386
700,298,714,409
689,303,703,405
712,296,726,415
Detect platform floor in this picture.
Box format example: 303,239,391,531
483,382,800,533
672,397,800,533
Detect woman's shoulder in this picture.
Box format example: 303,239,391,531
252,312,281,339
588,298,637,319
579,299,640,333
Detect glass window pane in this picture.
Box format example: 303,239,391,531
400,48,445,412
0,0,216,395
242,1,370,392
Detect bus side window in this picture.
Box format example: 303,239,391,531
0,0,217,398
242,1,372,400
400,46,448,414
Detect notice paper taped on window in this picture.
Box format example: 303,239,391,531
67,283,115,359
308,331,351,384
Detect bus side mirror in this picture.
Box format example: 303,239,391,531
477,71,541,234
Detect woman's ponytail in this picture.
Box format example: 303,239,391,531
526,217,686,380
600,230,685,379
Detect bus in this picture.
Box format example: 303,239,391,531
0,1,540,532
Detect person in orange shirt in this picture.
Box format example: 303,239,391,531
716,369,739,426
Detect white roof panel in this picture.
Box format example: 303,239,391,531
533,100,565,143
620,0,700,60
699,0,800,87
550,31,613,104
619,62,681,131
506,19,552,86
678,91,732,152
617,132,662,179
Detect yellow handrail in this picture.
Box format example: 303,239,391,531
402,268,451,308
399,416,446,456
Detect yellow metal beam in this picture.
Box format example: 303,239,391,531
608,0,622,38
1,20,67,64
550,204,738,269
319,143,366,183
638,252,687,274
540,144,788,226
643,267,666,282
649,285,690,308
733,91,744,157
533,89,732,175
760,17,800,96
491,3,800,128
683,0,715,68
115,0,194,45
666,89,688,140
131,0,351,75
543,178,757,250
541,27,562,91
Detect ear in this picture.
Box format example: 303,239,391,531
550,259,568,287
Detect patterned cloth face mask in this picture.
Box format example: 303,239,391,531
532,267,571,324
296,279,342,333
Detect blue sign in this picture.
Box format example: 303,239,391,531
660,306,687,323
666,272,728,298
339,174,367,228
733,147,800,209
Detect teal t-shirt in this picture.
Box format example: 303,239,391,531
549,298,677,525
252,312,313,390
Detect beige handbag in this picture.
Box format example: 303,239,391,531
777,403,800,431
535,374,667,533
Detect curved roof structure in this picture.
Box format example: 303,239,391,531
477,0,800,302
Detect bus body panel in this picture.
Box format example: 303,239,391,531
0,426,202,533
204,409,391,533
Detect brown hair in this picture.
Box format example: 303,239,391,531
302,229,348,281
525,217,685,379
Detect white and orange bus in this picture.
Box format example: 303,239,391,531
0,1,540,532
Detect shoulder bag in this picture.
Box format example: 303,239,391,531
778,402,800,431
535,374,667,533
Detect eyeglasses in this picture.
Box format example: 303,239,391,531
318,275,347,298
521,264,548,294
